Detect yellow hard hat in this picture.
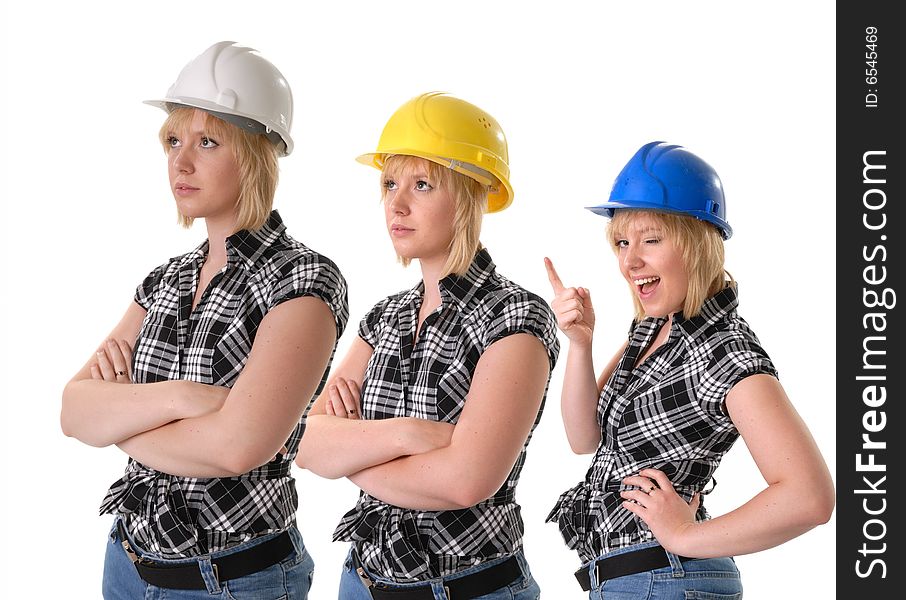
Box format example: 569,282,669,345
357,92,513,212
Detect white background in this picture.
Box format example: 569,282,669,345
0,1,835,598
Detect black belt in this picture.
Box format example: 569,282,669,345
117,522,294,590
355,555,521,600
575,545,690,591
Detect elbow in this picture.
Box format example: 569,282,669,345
792,478,836,529
60,391,106,447
566,431,599,455
447,478,505,510
294,453,345,480
218,445,276,477
807,484,836,527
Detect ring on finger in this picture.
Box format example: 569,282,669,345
115,370,128,377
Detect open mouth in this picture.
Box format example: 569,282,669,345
634,276,660,296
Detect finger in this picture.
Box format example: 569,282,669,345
558,309,583,331
622,475,657,492
325,398,336,416
345,379,363,418
337,379,361,420
106,340,129,381
90,364,102,380
690,492,702,512
622,500,645,517
119,339,134,379
327,385,347,417
620,490,651,506
640,468,675,491
544,257,565,294
579,287,593,308
96,347,116,381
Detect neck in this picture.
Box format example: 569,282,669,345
418,255,447,309
203,213,239,269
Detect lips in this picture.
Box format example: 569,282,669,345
633,275,660,298
390,224,414,236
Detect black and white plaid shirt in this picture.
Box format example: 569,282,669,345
332,249,559,582
99,211,348,558
547,286,777,563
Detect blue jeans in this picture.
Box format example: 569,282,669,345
583,541,742,600
338,547,540,600
102,519,314,599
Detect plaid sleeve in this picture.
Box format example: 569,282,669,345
133,260,173,310
358,296,392,349
482,290,560,370
268,253,350,339
699,335,778,416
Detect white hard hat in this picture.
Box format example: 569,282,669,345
145,41,294,156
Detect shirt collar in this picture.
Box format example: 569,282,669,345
400,248,497,312
438,248,496,311
224,210,286,270
672,284,739,339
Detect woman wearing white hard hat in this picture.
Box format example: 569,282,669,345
60,41,348,599
296,92,559,599
544,142,834,598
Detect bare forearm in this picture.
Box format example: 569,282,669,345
560,342,601,454
61,380,185,447
349,444,500,511
117,410,255,478
673,481,835,558
298,416,427,479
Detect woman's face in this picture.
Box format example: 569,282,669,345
166,109,241,225
612,212,688,318
383,158,456,266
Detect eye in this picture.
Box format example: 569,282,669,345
383,179,398,191
615,239,629,248
415,180,434,192
200,136,219,148
644,237,661,244
165,135,181,148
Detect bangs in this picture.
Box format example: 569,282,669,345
158,107,237,149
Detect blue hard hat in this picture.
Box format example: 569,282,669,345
587,141,732,239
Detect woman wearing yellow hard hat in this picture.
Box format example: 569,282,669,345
296,92,559,599
60,41,349,599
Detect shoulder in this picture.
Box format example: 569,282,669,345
473,274,559,365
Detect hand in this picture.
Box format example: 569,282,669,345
325,377,362,419
544,257,595,346
403,418,455,455
621,468,701,555
91,339,133,383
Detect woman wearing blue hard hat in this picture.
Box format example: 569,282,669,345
60,41,348,599
544,142,834,598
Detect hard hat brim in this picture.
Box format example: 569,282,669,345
585,202,733,240
144,97,293,156
356,150,513,213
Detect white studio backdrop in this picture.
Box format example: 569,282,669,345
0,2,835,598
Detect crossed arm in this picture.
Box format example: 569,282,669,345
297,333,551,511
61,296,337,478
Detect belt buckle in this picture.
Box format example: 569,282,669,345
121,538,151,567
594,560,606,587
212,562,220,585
356,566,374,590
444,584,452,599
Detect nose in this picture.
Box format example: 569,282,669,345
171,145,195,174
621,243,644,271
387,188,410,215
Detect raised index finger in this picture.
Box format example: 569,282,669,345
544,257,565,294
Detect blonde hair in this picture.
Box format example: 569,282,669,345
607,210,732,320
159,108,279,232
381,155,486,278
